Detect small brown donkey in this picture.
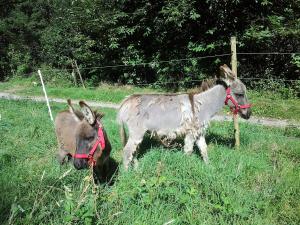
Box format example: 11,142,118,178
55,100,111,182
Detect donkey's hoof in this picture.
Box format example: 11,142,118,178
133,158,139,170
203,158,209,164
123,163,129,171
184,151,193,156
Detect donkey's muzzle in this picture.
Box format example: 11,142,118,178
240,108,252,120
73,158,89,170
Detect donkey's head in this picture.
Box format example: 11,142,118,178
71,101,106,169
219,64,252,119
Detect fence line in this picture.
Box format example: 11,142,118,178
6,51,300,84
126,79,299,87
24,51,299,72
16,71,300,85
19,72,299,86
3,50,299,72
237,52,300,55
239,77,299,82
36,53,232,72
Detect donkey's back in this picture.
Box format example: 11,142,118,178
118,93,190,133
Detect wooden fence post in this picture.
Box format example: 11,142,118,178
231,36,240,148
70,60,78,86
71,69,77,86
74,60,86,89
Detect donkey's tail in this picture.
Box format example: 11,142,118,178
117,97,131,147
119,122,127,147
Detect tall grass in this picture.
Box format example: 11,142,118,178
0,99,299,224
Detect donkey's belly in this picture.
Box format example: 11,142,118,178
139,94,192,137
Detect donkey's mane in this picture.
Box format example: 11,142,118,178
188,78,217,95
188,77,229,95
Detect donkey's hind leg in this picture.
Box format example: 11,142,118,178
196,136,209,164
184,133,196,155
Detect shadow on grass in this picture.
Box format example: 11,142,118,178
133,132,235,161
58,156,120,186
93,157,119,185
206,132,235,148
135,133,183,160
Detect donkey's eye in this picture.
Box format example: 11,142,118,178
235,93,244,97
86,136,94,141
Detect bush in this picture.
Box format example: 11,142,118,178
37,65,74,87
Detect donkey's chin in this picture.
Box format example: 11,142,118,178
74,159,89,170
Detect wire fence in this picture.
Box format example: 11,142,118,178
26,51,300,72
237,52,300,55
8,51,300,90
125,79,299,87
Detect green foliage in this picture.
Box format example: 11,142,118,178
246,79,299,99
62,179,96,225
292,54,300,68
36,65,74,87
7,46,32,77
40,26,97,69
0,0,299,91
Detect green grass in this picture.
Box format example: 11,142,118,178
248,90,300,121
0,77,160,103
0,99,299,224
0,77,299,121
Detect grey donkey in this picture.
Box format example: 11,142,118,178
117,64,252,170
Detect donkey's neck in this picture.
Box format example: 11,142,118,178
193,85,226,122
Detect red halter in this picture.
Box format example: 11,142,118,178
225,87,251,114
72,123,106,166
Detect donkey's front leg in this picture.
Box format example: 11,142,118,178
57,149,69,164
123,137,143,170
196,136,209,163
184,133,196,155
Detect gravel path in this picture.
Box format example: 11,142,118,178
1,92,299,128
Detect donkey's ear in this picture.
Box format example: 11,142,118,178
67,99,80,121
79,101,96,124
219,64,236,85
67,99,75,114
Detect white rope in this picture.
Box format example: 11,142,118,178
38,70,54,122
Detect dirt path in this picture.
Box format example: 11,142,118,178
0,92,299,128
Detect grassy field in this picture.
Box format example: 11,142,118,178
0,99,299,224
0,77,158,103
0,77,300,122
